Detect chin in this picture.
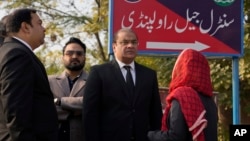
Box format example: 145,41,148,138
128,54,136,58
41,39,45,44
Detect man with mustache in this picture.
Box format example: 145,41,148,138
48,37,88,141
83,28,162,141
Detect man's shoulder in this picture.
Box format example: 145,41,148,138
48,74,57,79
91,61,115,69
48,75,57,82
2,37,23,46
0,37,30,53
135,62,156,73
48,73,64,80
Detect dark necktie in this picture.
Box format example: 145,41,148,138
124,66,135,98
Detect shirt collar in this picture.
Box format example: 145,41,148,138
116,59,135,71
12,36,33,51
65,71,83,79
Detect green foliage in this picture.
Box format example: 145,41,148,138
0,0,109,64
35,45,64,75
136,55,176,87
209,59,232,107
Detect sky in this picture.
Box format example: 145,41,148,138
0,0,97,50
0,8,7,19
0,0,92,18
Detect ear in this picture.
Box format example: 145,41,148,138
112,43,116,51
20,22,31,33
61,55,64,61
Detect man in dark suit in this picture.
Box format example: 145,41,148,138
83,28,163,141
0,8,58,141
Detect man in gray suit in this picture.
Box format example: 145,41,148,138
83,28,163,141
0,8,58,141
48,37,88,141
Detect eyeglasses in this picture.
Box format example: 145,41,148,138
117,40,138,46
64,50,85,56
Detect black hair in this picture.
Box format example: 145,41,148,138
62,37,86,54
6,8,37,33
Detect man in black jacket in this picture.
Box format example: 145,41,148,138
0,8,58,141
83,28,163,141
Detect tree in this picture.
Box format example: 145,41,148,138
1,1,250,140
0,0,109,70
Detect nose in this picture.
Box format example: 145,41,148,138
43,29,46,34
71,53,78,58
128,42,134,46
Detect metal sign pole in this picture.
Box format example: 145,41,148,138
232,57,240,124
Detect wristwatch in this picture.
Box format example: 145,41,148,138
54,98,61,106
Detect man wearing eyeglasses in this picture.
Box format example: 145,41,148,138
48,37,88,141
83,28,162,141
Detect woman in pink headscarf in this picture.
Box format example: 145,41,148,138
148,48,218,141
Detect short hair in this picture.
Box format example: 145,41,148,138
63,37,86,54
0,15,8,45
112,28,138,43
0,15,8,37
6,8,37,33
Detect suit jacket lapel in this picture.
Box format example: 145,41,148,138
70,71,88,96
111,60,131,103
56,72,70,96
133,63,143,105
